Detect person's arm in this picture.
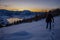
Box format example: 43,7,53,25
53,17,54,23
50,14,54,23
52,15,54,23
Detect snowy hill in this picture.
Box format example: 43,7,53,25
0,9,60,27
0,9,46,26
0,16,60,40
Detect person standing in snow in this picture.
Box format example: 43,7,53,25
46,11,54,29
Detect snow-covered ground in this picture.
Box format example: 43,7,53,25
0,14,35,26
0,16,60,40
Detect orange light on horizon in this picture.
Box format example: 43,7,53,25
0,6,49,12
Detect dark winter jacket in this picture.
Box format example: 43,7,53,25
46,14,54,23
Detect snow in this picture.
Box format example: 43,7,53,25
0,13,35,26
7,18,23,24
0,16,60,40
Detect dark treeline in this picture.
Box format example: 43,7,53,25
50,8,60,16
0,8,60,28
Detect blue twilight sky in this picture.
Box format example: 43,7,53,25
0,0,60,11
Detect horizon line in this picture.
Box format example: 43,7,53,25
0,8,60,12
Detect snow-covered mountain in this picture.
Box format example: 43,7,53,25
0,9,46,26
0,9,60,27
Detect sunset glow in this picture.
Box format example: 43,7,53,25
0,0,60,12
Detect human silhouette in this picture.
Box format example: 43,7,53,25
46,11,54,30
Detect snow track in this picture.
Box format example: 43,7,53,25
0,16,60,40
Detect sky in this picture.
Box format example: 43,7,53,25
0,0,60,12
